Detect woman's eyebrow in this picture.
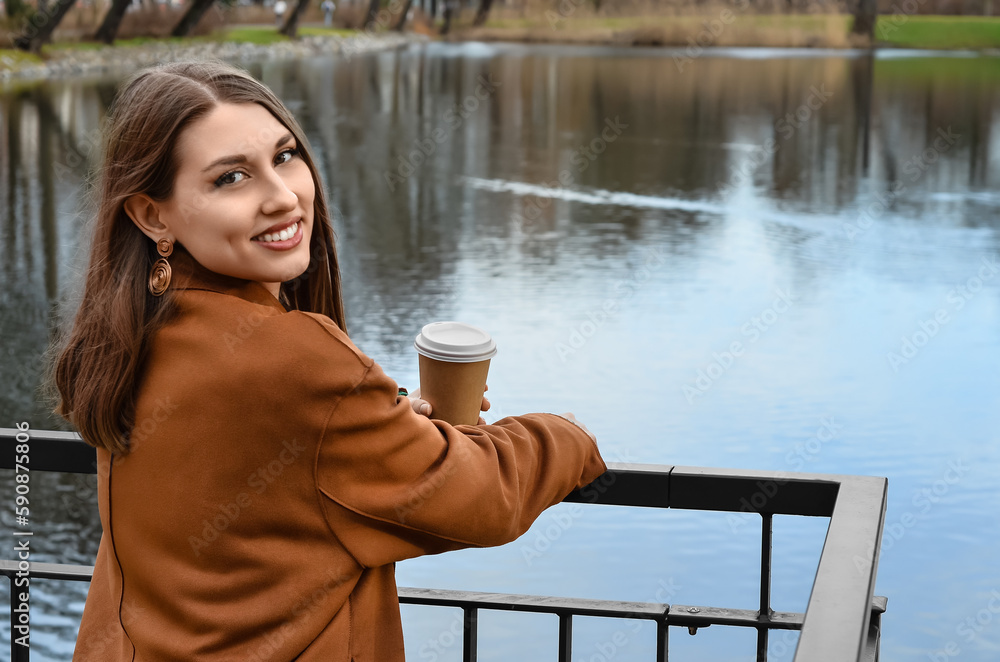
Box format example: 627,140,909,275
201,133,295,173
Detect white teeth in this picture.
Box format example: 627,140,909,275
257,222,297,243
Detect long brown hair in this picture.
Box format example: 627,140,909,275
53,60,346,455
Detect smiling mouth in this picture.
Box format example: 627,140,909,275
253,220,299,243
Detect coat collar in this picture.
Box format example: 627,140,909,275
169,247,287,312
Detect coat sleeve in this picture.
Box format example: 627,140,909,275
305,318,607,569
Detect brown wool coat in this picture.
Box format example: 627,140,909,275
72,251,607,661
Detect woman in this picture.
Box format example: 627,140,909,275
54,60,606,661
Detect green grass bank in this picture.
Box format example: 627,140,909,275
456,13,1000,49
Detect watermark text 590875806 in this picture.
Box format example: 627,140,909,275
12,421,33,648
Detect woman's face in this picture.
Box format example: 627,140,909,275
155,102,315,297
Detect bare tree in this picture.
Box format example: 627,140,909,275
171,0,216,37
851,0,877,40
280,0,310,36
472,0,492,25
13,0,78,53
364,0,380,28
440,0,453,34
393,0,413,30
93,0,133,44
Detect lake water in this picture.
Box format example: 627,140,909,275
2,41,1000,661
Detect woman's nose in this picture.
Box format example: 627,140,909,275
261,171,298,215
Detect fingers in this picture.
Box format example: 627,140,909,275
404,386,490,419
409,396,432,417
479,385,490,423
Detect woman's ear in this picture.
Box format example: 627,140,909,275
124,194,171,242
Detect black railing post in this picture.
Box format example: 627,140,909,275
557,614,572,662
462,607,477,662
758,512,773,662
656,618,669,662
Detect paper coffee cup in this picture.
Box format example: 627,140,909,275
414,322,497,426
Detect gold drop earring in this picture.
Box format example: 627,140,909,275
148,238,173,296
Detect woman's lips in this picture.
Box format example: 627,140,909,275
253,220,303,251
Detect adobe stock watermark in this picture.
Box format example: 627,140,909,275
766,628,806,661
555,246,664,362
926,588,1000,661
516,116,629,230
383,74,502,193
683,288,796,403
784,415,843,472
543,0,588,29
221,234,340,354
248,567,354,662
573,577,681,662
127,397,179,446
73,597,148,658
52,124,106,183
393,442,475,525
521,450,636,565
672,0,752,72
165,121,296,226
716,85,832,198
188,438,307,556
223,309,270,353
843,127,959,242
852,457,969,575
887,255,998,372
876,0,931,41
6,0,71,49
727,415,843,533
417,611,476,662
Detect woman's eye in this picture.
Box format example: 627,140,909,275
215,171,245,187
276,148,299,165
213,149,296,187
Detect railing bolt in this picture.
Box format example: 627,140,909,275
687,607,700,613
688,626,698,635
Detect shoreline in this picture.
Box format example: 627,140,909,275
3,13,999,84
445,27,1000,54
0,31,428,83
442,14,1000,51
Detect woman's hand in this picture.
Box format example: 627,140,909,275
405,385,491,424
404,388,432,416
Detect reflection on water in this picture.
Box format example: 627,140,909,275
2,44,999,660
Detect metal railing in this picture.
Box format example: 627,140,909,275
1,427,887,661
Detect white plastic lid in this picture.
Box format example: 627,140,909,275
414,321,497,363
